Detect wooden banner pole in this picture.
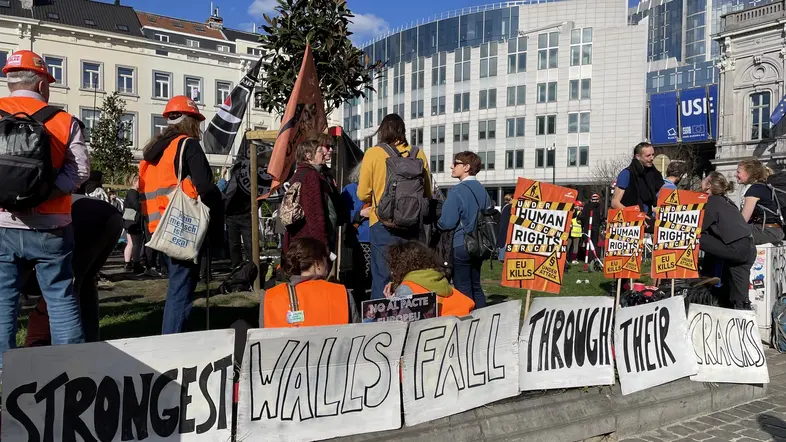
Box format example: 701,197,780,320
524,289,532,318
670,278,675,297
615,278,622,312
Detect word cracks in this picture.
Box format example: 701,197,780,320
6,356,232,442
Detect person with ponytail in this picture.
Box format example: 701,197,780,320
700,172,756,310
736,159,784,245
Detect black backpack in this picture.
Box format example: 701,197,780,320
765,172,786,227
219,261,259,294
374,143,429,230
462,184,500,261
0,106,62,210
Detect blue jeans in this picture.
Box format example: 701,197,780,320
369,222,417,299
162,255,200,334
0,226,84,369
453,245,486,308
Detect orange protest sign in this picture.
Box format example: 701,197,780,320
651,189,707,279
501,178,578,294
603,208,646,279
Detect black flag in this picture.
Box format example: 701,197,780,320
203,57,263,155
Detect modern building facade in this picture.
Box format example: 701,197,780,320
342,0,648,198
0,0,275,167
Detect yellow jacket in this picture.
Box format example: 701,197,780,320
570,218,583,238
357,142,432,226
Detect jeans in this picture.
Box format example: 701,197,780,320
226,213,253,268
453,245,486,308
369,222,417,299
0,226,84,369
700,234,756,309
751,225,784,246
162,255,201,334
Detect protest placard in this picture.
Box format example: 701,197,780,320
688,304,769,384
237,322,407,442
501,178,578,294
652,189,707,279
604,208,646,279
401,300,521,426
519,297,615,390
615,297,698,395
361,293,437,323
1,330,235,442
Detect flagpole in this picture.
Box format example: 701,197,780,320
250,136,261,292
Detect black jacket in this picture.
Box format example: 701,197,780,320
123,189,143,235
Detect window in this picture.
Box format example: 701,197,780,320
155,34,170,42
185,76,202,102
247,47,263,56
506,118,525,137
81,62,101,90
547,148,555,167
537,82,557,103
172,21,184,28
216,81,231,105
567,146,590,167
750,92,771,140
364,137,374,150
453,122,470,142
430,96,446,116
45,56,64,85
453,92,470,113
153,72,171,99
537,31,559,70
80,108,100,142
579,146,589,166
393,63,405,95
508,36,527,74
410,128,424,146
116,66,135,95
146,15,157,22
580,112,590,133
152,115,168,136
507,85,525,106
377,70,388,98
506,149,524,169
194,25,206,33
411,57,425,91
187,39,200,48
535,149,545,168
410,100,424,119
431,52,446,86
429,125,446,173
479,89,497,109
119,113,135,146
478,120,496,140
570,27,593,66
480,42,498,78
536,115,557,135
84,18,96,27
0,0,10,7
393,103,405,117
0,51,6,78
568,146,577,167
47,12,59,20
454,47,471,82
116,24,129,32
218,45,230,53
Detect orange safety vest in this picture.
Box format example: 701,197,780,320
263,280,350,328
399,281,475,317
138,135,199,234
0,96,73,214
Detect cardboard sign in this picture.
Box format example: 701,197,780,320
1,331,235,442
502,178,578,294
237,322,407,441
361,293,438,323
652,189,707,279
688,304,769,384
401,300,521,426
519,297,615,391
615,297,698,395
604,208,646,278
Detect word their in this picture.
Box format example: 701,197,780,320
619,306,676,373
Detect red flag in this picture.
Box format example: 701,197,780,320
265,44,327,196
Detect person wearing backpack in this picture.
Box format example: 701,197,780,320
438,151,493,308
736,159,784,245
0,50,90,369
357,114,432,299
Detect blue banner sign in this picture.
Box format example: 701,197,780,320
650,92,678,145
679,87,710,143
708,84,718,139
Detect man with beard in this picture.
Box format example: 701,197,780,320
611,142,663,232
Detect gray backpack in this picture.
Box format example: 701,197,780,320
375,143,429,229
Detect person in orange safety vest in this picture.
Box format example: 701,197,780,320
385,240,475,317
260,237,360,328
138,95,224,335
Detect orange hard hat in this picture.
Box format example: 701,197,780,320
163,95,205,121
2,50,56,83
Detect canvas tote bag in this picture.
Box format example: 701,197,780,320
145,138,210,263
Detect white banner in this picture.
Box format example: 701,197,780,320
1,330,235,442
615,297,698,395
237,322,407,442
519,296,615,390
688,304,769,384
401,300,521,427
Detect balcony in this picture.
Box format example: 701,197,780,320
720,0,786,34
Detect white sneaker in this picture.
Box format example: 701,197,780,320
571,260,579,264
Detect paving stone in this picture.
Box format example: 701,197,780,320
640,436,665,442
737,428,777,440
738,402,772,414
720,423,747,432
680,421,713,432
732,438,766,442
708,411,739,422
685,432,713,441
666,425,695,437
725,407,757,419
696,415,726,427
705,429,743,440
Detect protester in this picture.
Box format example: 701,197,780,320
438,151,492,308
0,50,88,367
496,193,513,261
658,160,687,197
358,114,432,299
123,172,145,274
138,95,224,335
386,241,475,316
569,202,584,264
736,159,784,245
259,237,359,327
700,172,756,310
82,170,109,202
25,195,124,345
108,190,123,212
222,163,256,269
341,162,372,303
284,135,341,254
612,142,663,228
580,194,604,261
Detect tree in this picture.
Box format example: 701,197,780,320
589,157,630,196
89,91,134,184
256,0,383,116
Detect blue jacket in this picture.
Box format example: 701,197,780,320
438,178,491,248
341,182,369,243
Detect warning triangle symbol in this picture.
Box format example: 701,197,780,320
677,247,697,271
664,190,681,206
522,181,542,201
534,250,562,285
612,211,625,223
622,256,640,273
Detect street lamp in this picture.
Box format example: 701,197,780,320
547,143,556,184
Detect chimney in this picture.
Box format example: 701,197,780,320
207,6,223,29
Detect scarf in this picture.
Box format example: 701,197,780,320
623,159,663,212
